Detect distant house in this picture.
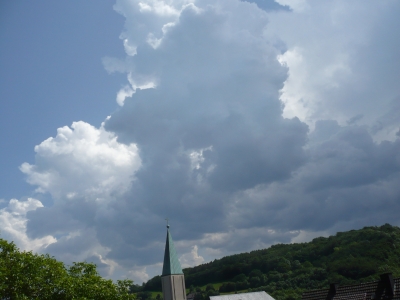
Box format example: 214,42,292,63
186,293,195,300
302,273,400,300
210,291,275,300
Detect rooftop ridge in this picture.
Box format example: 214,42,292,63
302,274,400,300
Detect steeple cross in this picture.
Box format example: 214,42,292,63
165,218,170,228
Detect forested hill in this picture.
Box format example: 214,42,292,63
143,224,400,298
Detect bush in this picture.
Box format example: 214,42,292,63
219,282,236,293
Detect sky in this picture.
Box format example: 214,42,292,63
1,0,400,283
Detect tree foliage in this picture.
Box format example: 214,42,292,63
0,238,135,300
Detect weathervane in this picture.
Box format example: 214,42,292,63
165,218,170,228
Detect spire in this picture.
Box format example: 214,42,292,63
162,224,183,276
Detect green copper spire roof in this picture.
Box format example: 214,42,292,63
162,225,183,276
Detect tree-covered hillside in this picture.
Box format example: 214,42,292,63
142,224,400,300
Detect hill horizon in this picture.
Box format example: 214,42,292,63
138,223,400,300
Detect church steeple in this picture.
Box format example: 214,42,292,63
162,224,183,276
161,222,186,300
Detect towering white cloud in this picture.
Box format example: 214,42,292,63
92,0,309,274
266,0,400,140
102,0,400,274
5,0,400,283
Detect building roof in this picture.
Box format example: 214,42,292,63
162,226,183,276
302,273,400,300
210,291,275,300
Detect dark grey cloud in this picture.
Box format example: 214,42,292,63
304,123,399,191
8,0,400,282
371,97,400,136
347,114,364,125
228,121,400,235
26,205,84,238
100,1,308,266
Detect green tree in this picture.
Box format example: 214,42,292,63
205,284,215,291
0,238,136,300
232,273,248,282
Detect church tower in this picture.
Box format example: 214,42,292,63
161,223,187,300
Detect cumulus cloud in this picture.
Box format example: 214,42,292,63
16,121,142,278
226,121,400,233
0,198,56,251
6,0,400,283
267,0,400,140
127,266,152,284
116,85,135,106
20,121,140,201
99,0,308,266
115,73,157,106
241,0,291,12
180,245,204,268
99,0,400,276
275,0,308,12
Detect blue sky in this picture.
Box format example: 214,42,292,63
1,0,400,283
0,1,124,199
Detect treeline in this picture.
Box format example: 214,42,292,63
142,224,400,300
0,238,135,300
